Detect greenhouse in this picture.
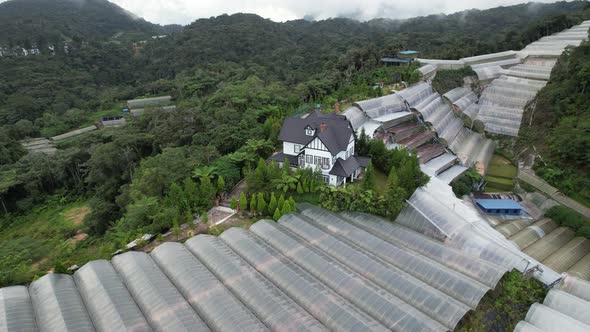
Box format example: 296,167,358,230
516,277,590,332
0,200,531,332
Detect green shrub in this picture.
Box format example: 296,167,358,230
545,205,590,238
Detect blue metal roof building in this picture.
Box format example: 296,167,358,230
475,199,526,216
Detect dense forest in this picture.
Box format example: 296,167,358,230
1,0,590,288
519,37,590,206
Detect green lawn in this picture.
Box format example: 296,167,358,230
486,155,517,192
374,169,389,194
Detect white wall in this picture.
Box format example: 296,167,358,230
283,142,302,156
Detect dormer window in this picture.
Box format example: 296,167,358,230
305,126,315,136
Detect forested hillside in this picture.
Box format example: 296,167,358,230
519,39,590,206
0,0,160,46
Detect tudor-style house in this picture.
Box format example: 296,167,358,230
271,110,370,186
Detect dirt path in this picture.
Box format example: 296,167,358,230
518,169,590,219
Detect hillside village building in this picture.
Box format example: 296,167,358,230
272,111,370,186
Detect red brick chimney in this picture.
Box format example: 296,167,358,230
334,101,340,114
320,122,327,133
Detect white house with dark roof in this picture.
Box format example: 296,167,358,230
271,110,370,186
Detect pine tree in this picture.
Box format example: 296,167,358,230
172,217,181,240
282,157,291,176
166,182,187,211
230,197,238,210
250,194,257,214
273,208,281,221
239,192,248,212
269,193,277,214
217,176,225,193
257,193,267,215
282,200,291,215
288,196,297,212
296,182,304,194
384,166,407,218
200,176,216,202
362,161,376,191
278,194,285,212
183,178,199,212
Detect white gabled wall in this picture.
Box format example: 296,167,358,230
283,142,303,156
283,133,358,186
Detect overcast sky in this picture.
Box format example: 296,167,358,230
0,0,563,25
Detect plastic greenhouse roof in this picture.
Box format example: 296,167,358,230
517,277,590,332
1,202,522,332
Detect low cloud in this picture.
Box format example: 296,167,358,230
0,0,563,25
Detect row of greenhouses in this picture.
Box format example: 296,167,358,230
0,202,518,332
418,20,589,137
516,276,590,332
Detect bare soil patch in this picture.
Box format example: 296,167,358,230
64,206,90,226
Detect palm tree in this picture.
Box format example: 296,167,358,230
192,166,217,181
243,139,274,156
227,151,257,167
273,174,300,193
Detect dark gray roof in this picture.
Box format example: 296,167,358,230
329,156,369,177
269,152,299,166
278,111,353,155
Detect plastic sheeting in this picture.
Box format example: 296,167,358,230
397,82,435,108
353,93,406,119
509,218,558,250
111,252,209,332
418,64,437,78
566,252,590,280
338,211,507,287
542,237,590,273
422,153,458,176
150,242,268,332
443,87,471,104
514,321,545,332
523,227,576,262
0,286,37,332
342,107,368,130
523,303,590,332
250,219,448,332
437,165,469,183
453,92,478,113
543,289,590,326
278,214,470,330
74,260,152,332
297,205,491,308
559,276,590,302
218,228,389,332
397,177,563,285
495,219,534,238
184,235,327,332
29,274,95,332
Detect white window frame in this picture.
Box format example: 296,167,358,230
306,128,315,136
323,175,330,184
294,144,302,153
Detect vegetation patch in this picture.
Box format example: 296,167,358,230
545,205,590,239
456,270,547,332
485,155,517,192
518,37,590,207
431,67,477,95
